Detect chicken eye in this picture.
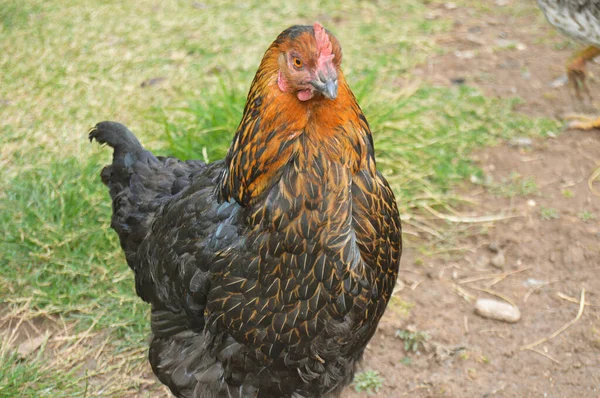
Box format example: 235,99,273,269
293,57,303,68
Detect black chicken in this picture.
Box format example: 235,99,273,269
90,23,402,398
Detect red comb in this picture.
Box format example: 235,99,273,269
314,22,335,69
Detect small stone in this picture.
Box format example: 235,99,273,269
491,252,505,269
550,74,569,88
475,298,521,323
527,200,536,207
524,278,547,288
454,50,476,59
140,77,166,88
487,242,500,253
425,10,443,20
495,39,524,49
444,2,457,10
508,137,532,148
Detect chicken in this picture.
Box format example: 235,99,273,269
537,0,600,129
89,23,402,398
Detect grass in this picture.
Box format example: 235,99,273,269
395,329,431,353
386,296,415,318
577,211,596,222
399,356,412,366
539,206,560,220
0,0,560,396
487,172,539,198
0,157,148,340
353,370,384,395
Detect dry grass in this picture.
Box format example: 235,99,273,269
0,304,168,397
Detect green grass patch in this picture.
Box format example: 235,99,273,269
539,206,560,220
0,349,78,398
0,156,149,397
353,370,384,395
399,356,412,366
577,210,596,222
151,77,246,162
562,188,574,198
0,156,147,342
0,2,41,30
395,329,430,353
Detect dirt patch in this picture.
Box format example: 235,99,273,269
415,1,600,118
0,306,167,397
348,129,600,397
0,307,59,359
346,2,600,397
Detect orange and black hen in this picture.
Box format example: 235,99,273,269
90,23,402,398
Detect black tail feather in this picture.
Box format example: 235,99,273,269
89,121,159,180
89,121,144,156
89,121,160,261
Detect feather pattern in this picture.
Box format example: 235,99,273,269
537,0,600,45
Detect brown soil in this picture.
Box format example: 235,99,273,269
347,2,600,397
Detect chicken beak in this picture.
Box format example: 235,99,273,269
311,70,338,100
322,78,338,100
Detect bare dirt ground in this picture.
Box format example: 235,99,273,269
347,2,600,397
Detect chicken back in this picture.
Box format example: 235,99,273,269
90,23,402,398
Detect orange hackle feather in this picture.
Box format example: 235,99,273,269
219,25,372,206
